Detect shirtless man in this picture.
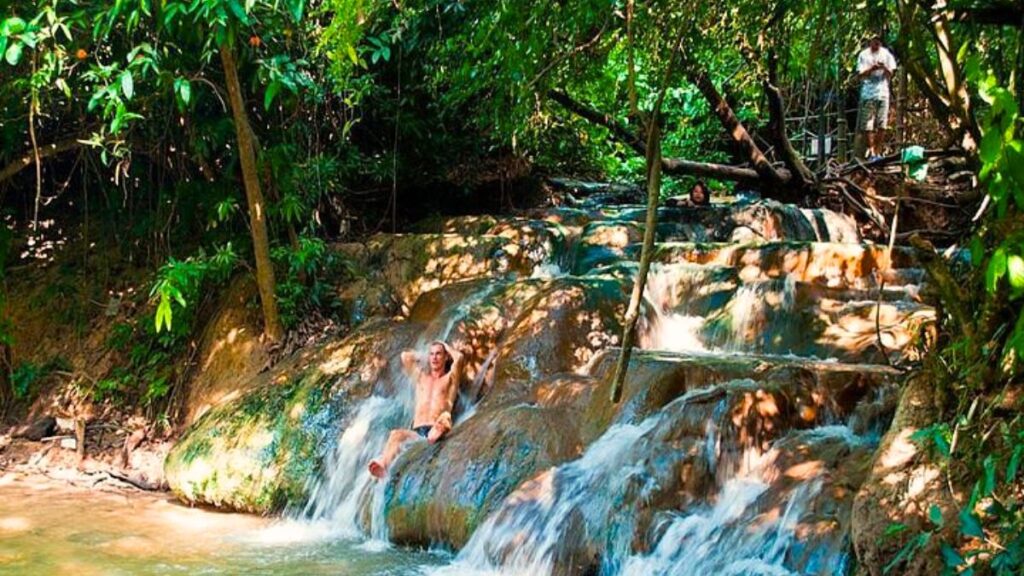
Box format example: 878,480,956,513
367,341,465,478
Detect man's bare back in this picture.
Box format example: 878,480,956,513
368,341,466,478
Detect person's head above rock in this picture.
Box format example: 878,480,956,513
690,180,710,206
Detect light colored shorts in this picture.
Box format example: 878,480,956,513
858,97,890,131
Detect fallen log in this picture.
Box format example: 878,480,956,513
660,157,789,184
548,90,793,186
684,65,787,190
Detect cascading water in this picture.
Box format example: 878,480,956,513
298,395,409,539
619,477,825,576
163,197,932,575
721,275,797,353
638,263,727,353
295,281,506,539
433,418,660,576
431,382,875,576
618,426,868,576
640,263,801,356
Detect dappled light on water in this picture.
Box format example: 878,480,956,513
150,199,931,575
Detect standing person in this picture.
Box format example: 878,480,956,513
368,341,466,479
856,35,898,160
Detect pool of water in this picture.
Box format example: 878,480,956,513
0,473,444,575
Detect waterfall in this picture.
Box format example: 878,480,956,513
433,418,660,575
638,263,726,353
618,426,866,576
298,395,409,540
723,275,796,353
159,199,929,574
295,280,505,540
618,478,824,576
432,382,868,576
640,263,803,356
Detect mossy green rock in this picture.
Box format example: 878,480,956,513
164,372,336,514
165,320,418,513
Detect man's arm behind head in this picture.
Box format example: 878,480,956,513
445,341,470,414
400,350,421,377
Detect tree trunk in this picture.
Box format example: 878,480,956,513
765,82,815,184
220,43,284,342
765,53,816,195
549,90,793,186
549,90,646,153
0,342,11,418
0,137,83,185
933,3,981,152
661,157,779,183
685,67,788,191
553,68,800,199
610,120,663,403
896,0,981,155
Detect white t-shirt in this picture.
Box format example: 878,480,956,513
857,46,897,100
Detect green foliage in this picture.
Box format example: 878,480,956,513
918,65,1024,575
271,235,353,329
11,361,43,400
95,315,183,407
970,68,1024,362
316,0,381,88
8,357,69,401
91,354,171,407
152,243,238,335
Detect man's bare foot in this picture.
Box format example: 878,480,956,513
368,459,387,479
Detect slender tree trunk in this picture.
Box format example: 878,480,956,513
220,43,284,342
0,229,11,417
931,0,979,151
610,120,663,403
0,290,11,417
765,81,815,190
765,53,815,193
0,138,82,185
896,0,980,155
0,342,11,418
607,32,687,403
625,0,639,118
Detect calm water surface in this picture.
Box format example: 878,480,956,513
0,473,444,575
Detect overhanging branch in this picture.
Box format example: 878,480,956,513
0,137,83,184
548,90,645,154
548,90,792,186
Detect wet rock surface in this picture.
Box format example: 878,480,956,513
165,320,419,513
385,400,585,548
165,197,935,573
490,276,628,386
850,375,957,576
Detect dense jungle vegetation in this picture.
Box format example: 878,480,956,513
3,0,1024,572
